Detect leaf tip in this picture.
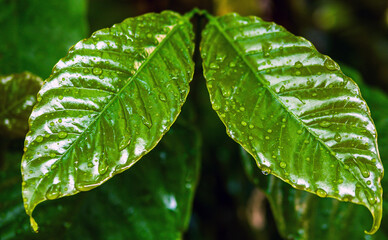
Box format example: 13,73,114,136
364,198,383,235
29,215,39,233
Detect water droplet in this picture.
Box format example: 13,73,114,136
46,184,60,200
316,188,327,198
92,67,103,75
212,103,221,111
319,121,331,128
324,58,338,71
209,63,219,69
249,124,254,129
241,121,247,126
344,164,350,170
294,61,303,68
36,136,44,143
280,162,287,168
282,118,286,123
295,70,301,76
265,136,270,140
58,131,68,139
306,157,310,161
87,162,93,168
83,68,90,74
58,119,62,123
239,107,245,111
312,93,317,97
50,122,55,126
334,133,341,142
297,130,303,135
50,153,56,158
142,119,153,129
279,85,286,93
367,180,371,185
229,62,236,68
267,129,272,133
159,93,167,102
216,54,226,62
58,95,64,100
361,169,370,178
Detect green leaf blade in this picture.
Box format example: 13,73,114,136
22,11,195,231
0,72,42,138
201,13,383,234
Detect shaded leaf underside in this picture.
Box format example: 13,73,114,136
201,13,383,233
21,11,194,231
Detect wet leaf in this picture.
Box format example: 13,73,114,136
240,66,388,239
0,72,42,138
0,0,88,78
21,11,195,231
66,120,201,239
201,13,383,234
2,119,200,239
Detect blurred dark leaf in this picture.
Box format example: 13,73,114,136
0,0,88,78
0,72,42,138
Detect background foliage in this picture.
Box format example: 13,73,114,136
0,0,387,239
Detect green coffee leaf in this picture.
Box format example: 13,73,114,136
0,72,42,138
66,120,201,239
2,120,200,239
200,13,383,234
21,11,195,231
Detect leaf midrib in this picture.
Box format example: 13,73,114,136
54,20,184,169
208,16,364,188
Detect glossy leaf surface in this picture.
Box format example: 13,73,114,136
0,72,42,138
0,0,88,78
2,120,201,239
21,11,195,231
200,13,383,233
239,67,388,240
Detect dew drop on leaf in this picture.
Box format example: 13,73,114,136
324,58,338,71
294,61,303,68
36,136,43,143
216,53,226,62
319,121,331,128
159,93,167,102
92,67,103,75
334,133,341,142
209,63,219,69
316,188,327,198
241,121,247,126
58,131,68,139
279,162,287,168
45,184,60,200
